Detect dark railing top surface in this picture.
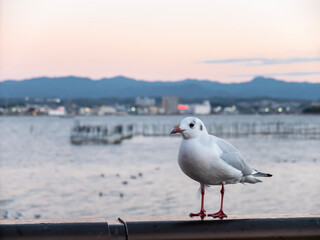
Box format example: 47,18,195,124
1,213,319,224
1,214,319,240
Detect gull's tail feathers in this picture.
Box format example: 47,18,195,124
241,170,272,184
253,169,273,177
241,176,262,184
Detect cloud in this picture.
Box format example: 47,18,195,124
231,71,320,77
201,57,320,65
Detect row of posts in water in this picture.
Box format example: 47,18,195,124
71,121,320,144
141,121,320,139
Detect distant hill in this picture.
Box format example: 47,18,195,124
0,76,319,100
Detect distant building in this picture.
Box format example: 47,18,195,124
177,104,191,114
213,106,222,113
178,101,211,115
223,105,238,114
162,97,178,114
98,106,116,115
135,97,156,107
191,100,211,115
149,106,159,115
48,106,66,116
79,107,92,115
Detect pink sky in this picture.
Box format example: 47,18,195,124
0,0,319,83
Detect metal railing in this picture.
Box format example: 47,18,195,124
1,215,319,240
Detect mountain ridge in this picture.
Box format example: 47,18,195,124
0,76,319,100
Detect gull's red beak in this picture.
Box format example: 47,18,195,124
170,125,185,135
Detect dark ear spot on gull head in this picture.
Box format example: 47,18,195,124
200,124,203,131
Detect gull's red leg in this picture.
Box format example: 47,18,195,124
208,184,227,220
189,184,206,220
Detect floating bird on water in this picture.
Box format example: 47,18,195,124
171,117,272,220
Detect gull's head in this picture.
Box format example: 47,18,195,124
170,117,207,139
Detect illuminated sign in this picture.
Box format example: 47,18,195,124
177,104,188,110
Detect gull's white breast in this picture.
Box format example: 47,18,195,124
178,136,243,185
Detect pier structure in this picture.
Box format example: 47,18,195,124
70,121,134,145
70,120,320,145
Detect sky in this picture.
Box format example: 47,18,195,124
0,0,320,83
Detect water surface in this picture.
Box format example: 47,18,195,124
0,115,319,220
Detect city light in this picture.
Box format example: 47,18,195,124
177,104,188,110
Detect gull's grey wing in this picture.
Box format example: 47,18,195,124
214,137,253,175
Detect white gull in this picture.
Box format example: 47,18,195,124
171,117,272,220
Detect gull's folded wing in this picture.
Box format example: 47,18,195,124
214,137,253,176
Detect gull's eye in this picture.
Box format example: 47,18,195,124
189,122,195,128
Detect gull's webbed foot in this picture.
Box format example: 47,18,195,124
208,210,227,220
189,210,206,220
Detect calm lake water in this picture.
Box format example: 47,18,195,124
0,115,319,220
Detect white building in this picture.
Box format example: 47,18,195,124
191,101,211,115
98,106,117,115
48,106,66,116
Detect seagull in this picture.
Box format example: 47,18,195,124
171,117,272,220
